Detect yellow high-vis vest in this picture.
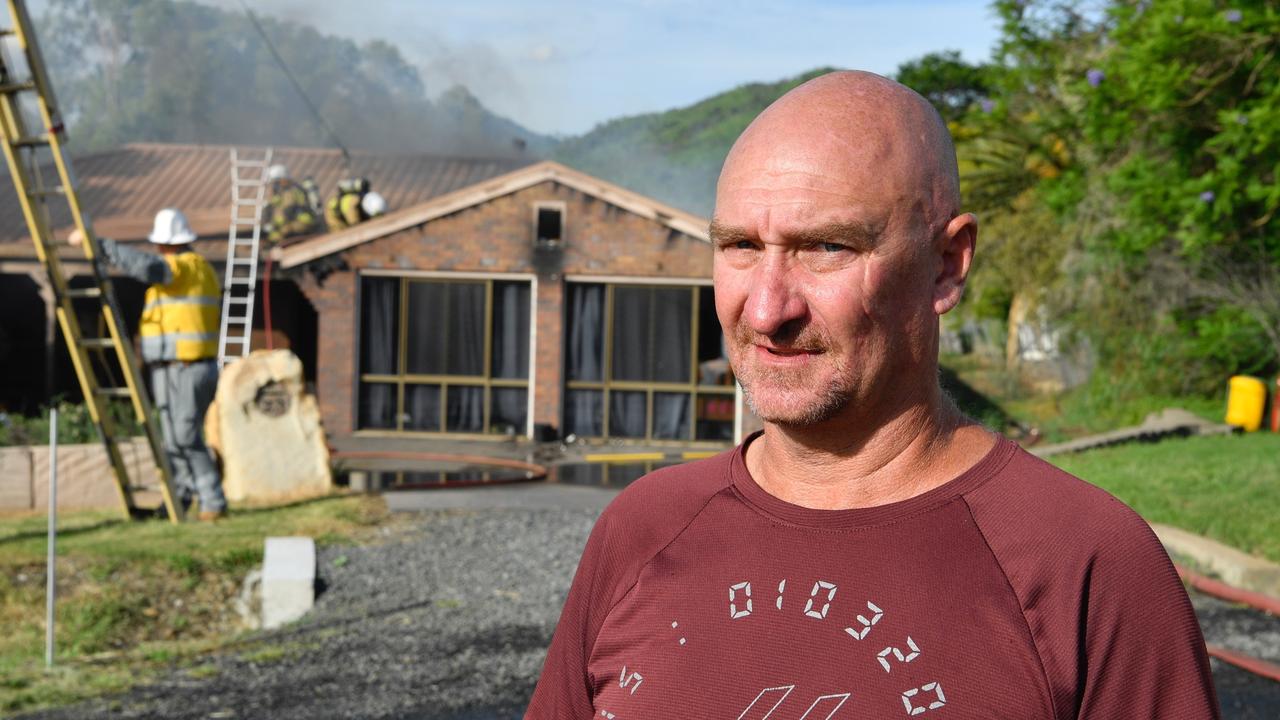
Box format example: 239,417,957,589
138,251,221,362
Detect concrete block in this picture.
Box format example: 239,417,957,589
262,536,316,630
1153,523,1280,600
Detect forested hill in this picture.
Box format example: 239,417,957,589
31,0,827,212
35,0,554,158
553,68,835,217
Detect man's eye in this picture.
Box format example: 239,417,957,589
733,240,755,250
819,242,846,252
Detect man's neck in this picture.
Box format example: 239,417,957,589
745,389,995,511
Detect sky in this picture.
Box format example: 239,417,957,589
207,0,1003,137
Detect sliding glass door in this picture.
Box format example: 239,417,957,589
564,282,735,443
357,275,532,436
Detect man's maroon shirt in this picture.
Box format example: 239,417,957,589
527,435,1219,719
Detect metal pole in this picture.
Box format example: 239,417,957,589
45,406,56,668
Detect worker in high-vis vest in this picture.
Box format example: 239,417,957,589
69,208,227,521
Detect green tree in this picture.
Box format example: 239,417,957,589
894,50,991,123
964,0,1280,394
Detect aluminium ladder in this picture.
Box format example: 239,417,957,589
217,148,272,368
0,0,181,522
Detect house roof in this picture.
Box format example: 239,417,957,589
274,160,711,269
0,142,533,246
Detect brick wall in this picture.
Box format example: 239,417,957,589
294,180,714,440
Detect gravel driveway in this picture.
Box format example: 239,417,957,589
13,498,1280,719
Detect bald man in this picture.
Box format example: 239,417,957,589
527,72,1218,719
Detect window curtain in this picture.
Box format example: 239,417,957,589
609,286,691,438
406,282,446,374
651,288,692,439
611,286,650,382
567,284,604,381
360,277,398,374
447,283,485,376
565,284,604,436
652,288,691,382
492,282,530,379
490,387,527,434
447,386,484,432
491,282,531,434
358,277,399,429
404,384,440,431
609,287,651,436
358,384,396,429
653,393,690,439
446,283,486,431
609,391,647,437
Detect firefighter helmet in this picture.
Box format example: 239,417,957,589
148,208,197,245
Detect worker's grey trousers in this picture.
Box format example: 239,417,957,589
150,360,225,513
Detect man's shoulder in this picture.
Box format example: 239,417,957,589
964,443,1164,569
593,449,736,546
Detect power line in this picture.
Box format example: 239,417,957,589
237,0,351,167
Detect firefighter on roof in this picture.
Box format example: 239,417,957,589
326,177,387,231
262,164,320,242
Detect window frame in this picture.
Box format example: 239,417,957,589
355,270,537,439
563,277,735,444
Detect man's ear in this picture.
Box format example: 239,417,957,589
933,212,977,315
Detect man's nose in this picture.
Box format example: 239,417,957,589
744,255,807,336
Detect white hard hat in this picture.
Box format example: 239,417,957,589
148,208,197,245
267,164,288,182
361,191,387,217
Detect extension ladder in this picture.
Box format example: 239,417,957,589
0,0,181,522
217,148,272,368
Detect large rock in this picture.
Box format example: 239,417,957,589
207,350,331,503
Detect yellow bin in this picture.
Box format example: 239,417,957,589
1226,375,1267,431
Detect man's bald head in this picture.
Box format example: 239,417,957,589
711,70,979,430
717,70,961,235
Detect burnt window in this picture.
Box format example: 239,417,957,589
535,204,563,246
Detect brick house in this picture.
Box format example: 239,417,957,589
276,160,739,446
0,145,740,447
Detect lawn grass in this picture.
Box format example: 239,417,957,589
1051,432,1280,564
0,494,395,714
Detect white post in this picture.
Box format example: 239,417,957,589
45,407,57,668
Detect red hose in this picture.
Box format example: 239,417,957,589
1173,563,1280,684
263,254,274,351
1175,564,1280,617
1206,644,1280,683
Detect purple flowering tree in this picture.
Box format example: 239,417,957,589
962,0,1280,393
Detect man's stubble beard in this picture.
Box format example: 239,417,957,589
732,323,857,428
